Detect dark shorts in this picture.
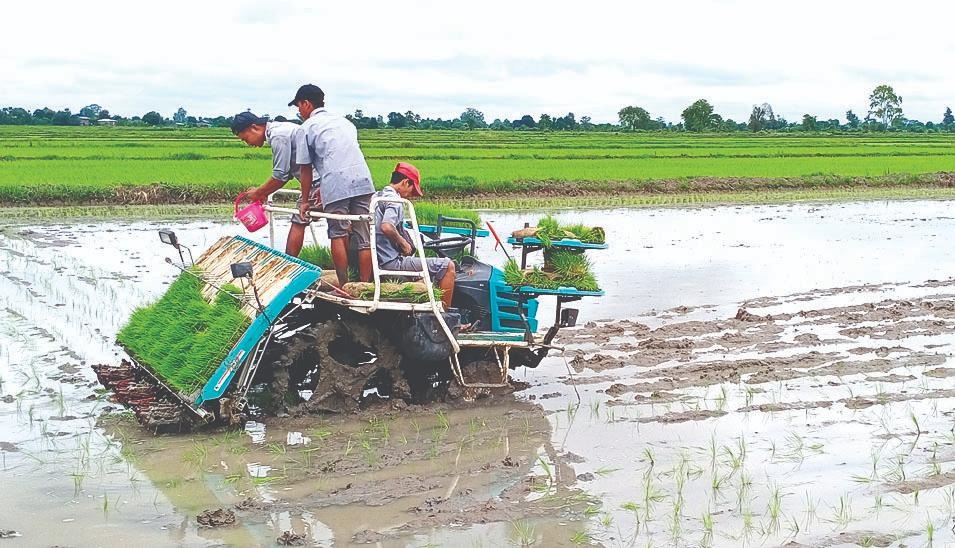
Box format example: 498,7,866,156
290,185,322,226
383,256,451,283
324,193,372,249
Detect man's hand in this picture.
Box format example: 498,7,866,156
298,201,310,221
400,239,414,256
246,187,264,203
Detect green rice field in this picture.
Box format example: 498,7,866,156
2,125,955,206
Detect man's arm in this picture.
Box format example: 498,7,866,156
246,135,295,202
380,222,413,256
246,177,287,203
293,127,318,217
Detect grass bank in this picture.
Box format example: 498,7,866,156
3,182,955,222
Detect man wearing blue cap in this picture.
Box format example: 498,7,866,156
231,112,315,256
290,84,376,286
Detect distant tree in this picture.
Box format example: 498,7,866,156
538,114,553,130
554,112,577,130
801,114,817,132
580,115,593,130
748,103,775,132
719,118,741,132
845,110,860,129
943,107,954,126
173,107,187,124
142,111,164,126
210,116,233,128
97,109,111,120
346,109,381,129
79,104,102,119
867,85,903,128
617,106,653,130
51,109,74,126
489,118,512,130
186,116,197,125
512,114,536,129
32,107,55,122
459,107,487,129
387,111,408,128
0,107,32,124
404,110,421,128
681,99,719,132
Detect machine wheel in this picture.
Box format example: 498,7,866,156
268,311,411,413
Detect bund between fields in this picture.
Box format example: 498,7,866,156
3,172,955,218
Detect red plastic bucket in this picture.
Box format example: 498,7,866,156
234,192,268,232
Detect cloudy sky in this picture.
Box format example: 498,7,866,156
3,1,954,124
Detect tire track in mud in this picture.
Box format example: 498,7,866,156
548,278,955,542
558,289,955,412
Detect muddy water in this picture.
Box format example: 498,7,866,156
2,200,955,546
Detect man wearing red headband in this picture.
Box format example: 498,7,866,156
374,162,456,309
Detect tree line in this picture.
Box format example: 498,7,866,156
2,84,952,133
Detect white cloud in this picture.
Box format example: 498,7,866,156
2,0,953,123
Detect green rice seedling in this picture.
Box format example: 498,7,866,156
262,441,285,455
435,410,451,430
909,409,922,438
594,466,620,477
361,439,379,467
224,473,245,485
533,215,606,246
668,497,683,541
299,244,334,269
766,482,784,533
182,441,209,470
410,202,482,227
71,471,85,496
503,258,525,287
310,428,333,443
544,250,600,291
589,399,601,419
829,493,852,527
926,515,935,543
642,472,666,520
353,283,442,303
117,272,249,394
510,519,537,547
569,530,590,545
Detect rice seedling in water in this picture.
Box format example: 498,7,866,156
909,409,922,439
510,519,537,547
766,482,784,533
569,530,590,545
182,441,209,470
701,510,714,539
594,466,620,477
641,472,666,521
436,410,450,431
829,493,853,527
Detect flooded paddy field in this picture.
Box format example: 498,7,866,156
3,200,955,546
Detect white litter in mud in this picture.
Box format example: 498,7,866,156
246,463,272,478
286,432,311,446
244,421,266,444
